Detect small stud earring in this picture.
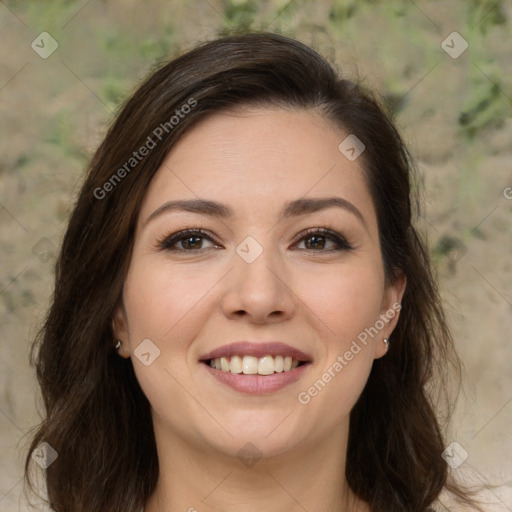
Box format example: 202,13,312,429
115,340,122,350
383,338,389,352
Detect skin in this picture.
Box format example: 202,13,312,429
113,107,406,512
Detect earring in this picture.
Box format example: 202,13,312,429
115,340,122,350
383,338,389,352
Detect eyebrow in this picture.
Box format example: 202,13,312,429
144,196,367,229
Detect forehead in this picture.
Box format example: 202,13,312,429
139,107,376,229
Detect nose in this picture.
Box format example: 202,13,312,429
220,244,297,324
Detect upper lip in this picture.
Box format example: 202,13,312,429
199,341,313,362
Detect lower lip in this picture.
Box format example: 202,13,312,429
201,362,311,394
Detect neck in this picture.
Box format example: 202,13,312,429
144,418,369,512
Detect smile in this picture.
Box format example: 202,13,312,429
207,355,305,375
199,341,313,394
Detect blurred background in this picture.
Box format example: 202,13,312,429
0,0,511,510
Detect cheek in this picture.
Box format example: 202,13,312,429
122,262,220,341
293,263,383,413
120,264,212,428
295,261,384,342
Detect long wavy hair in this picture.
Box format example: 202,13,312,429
24,32,481,511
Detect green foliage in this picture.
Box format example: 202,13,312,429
23,0,76,33
432,234,469,274
98,26,177,109
468,0,507,35
222,0,259,31
18,0,511,158
328,1,359,24
458,66,509,139
456,0,511,139
44,110,87,161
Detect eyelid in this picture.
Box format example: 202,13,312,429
156,226,353,253
291,227,353,251
156,228,222,251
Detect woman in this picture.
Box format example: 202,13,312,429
24,32,481,511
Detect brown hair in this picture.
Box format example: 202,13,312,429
24,32,480,511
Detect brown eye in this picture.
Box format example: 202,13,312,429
158,229,220,252
179,235,205,250
293,228,352,252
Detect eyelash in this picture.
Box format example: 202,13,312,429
156,227,353,253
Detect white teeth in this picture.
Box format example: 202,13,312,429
274,355,284,373
229,355,243,373
208,355,304,375
220,357,229,372
242,355,258,374
258,356,275,376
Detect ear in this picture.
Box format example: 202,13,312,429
374,272,407,359
112,303,131,359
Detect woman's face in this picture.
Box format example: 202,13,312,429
114,107,405,461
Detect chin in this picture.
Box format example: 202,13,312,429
196,410,311,460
